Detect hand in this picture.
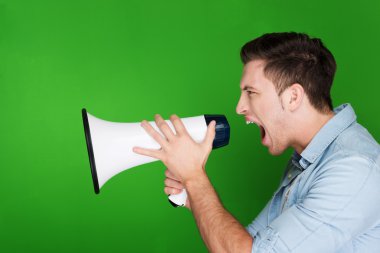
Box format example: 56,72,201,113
132,114,216,184
164,169,191,209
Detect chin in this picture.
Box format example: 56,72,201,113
268,146,285,156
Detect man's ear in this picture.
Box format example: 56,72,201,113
282,83,304,112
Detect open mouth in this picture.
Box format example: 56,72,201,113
259,125,266,140
247,120,267,143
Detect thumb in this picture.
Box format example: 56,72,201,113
204,120,216,147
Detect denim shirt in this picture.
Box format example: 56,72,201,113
246,104,380,253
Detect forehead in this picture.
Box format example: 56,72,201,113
240,60,270,89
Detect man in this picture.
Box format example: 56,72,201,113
133,32,380,253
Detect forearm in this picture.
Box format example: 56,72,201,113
185,171,253,253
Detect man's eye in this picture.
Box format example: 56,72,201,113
247,90,255,95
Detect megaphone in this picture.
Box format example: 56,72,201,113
81,109,230,207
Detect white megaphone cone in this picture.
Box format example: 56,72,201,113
82,109,230,207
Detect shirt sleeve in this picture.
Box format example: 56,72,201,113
250,155,380,253
246,199,272,237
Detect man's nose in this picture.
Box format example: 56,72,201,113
236,95,247,115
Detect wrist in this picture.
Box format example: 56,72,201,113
184,168,224,211
183,169,208,189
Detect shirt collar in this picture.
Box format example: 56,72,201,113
294,103,357,169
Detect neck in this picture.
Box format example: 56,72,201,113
292,109,335,155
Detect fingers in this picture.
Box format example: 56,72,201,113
154,114,176,141
169,114,188,136
132,146,163,160
164,187,183,195
141,120,168,149
143,114,188,144
165,169,179,180
204,120,216,147
164,177,184,190
164,169,183,195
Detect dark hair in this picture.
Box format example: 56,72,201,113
240,32,336,112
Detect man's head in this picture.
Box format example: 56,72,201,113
236,32,336,155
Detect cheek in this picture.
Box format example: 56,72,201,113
248,96,265,112
263,106,287,137
270,114,289,144
256,102,277,120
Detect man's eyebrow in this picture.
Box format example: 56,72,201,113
242,85,256,90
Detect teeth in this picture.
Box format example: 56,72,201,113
246,121,254,125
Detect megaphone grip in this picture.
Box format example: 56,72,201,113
168,189,188,207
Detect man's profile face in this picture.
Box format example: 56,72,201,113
236,60,291,155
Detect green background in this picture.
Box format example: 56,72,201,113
1,0,379,252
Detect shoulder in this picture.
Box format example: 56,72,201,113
313,121,380,174
334,122,380,162
306,122,380,194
